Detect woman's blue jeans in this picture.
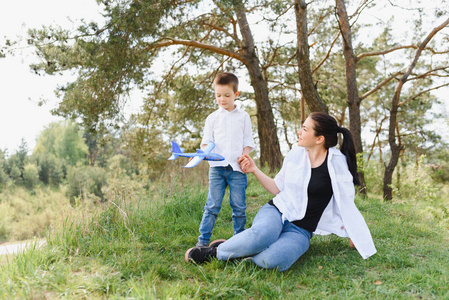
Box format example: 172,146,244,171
216,203,312,272
198,166,248,245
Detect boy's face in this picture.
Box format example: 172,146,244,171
214,84,239,112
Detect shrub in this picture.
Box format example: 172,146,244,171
66,165,108,205
34,153,64,185
0,166,9,191
363,159,384,196
23,163,40,189
391,156,440,202
9,165,22,183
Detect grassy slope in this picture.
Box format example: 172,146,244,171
1,173,448,299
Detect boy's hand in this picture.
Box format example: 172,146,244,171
238,154,256,173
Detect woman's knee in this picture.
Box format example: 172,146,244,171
251,255,294,272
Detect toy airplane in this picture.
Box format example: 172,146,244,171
168,141,225,168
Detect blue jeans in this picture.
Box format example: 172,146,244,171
216,203,312,272
198,166,248,245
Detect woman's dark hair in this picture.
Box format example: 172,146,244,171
309,112,360,185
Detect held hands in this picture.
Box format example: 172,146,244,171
238,154,257,173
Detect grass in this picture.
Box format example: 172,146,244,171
0,169,448,299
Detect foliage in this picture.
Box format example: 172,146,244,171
33,120,88,167
391,155,440,202
22,163,40,189
0,187,71,242
22,0,448,180
431,161,449,183
33,153,64,186
65,164,108,204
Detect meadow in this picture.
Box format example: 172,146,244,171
1,162,448,299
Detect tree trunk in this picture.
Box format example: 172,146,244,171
235,4,283,172
294,0,328,114
383,18,449,200
335,0,366,194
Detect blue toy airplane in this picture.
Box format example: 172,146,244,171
168,141,225,168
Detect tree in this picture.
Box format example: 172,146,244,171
33,121,88,166
28,0,284,172
383,17,449,200
294,0,328,114
19,0,449,187
33,121,88,184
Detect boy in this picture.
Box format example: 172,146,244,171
196,72,255,247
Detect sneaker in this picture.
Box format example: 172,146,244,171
185,246,217,264
196,242,209,247
209,239,227,248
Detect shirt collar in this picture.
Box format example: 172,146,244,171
218,105,238,113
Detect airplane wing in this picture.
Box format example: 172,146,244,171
183,156,205,168
202,142,215,154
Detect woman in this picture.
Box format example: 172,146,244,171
185,112,376,271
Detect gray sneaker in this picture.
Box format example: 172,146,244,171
196,242,208,247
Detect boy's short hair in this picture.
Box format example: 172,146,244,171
214,72,239,93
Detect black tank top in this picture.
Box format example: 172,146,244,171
292,151,333,232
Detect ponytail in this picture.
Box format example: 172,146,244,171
339,127,360,185
309,112,360,185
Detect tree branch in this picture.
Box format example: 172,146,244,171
398,82,449,107
407,66,449,81
312,31,340,74
149,38,245,63
358,44,449,60
201,21,238,43
360,71,402,100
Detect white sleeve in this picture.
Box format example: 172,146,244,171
201,114,214,145
273,156,288,192
242,113,255,151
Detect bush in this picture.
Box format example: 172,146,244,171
0,166,9,191
391,156,440,202
66,165,108,205
23,163,40,189
0,187,70,241
363,159,384,196
9,165,22,183
430,162,449,183
34,153,64,185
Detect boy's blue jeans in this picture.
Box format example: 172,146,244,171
216,203,312,272
198,166,248,245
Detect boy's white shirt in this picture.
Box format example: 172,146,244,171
201,106,255,173
273,145,377,259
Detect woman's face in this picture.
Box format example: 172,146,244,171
297,117,320,148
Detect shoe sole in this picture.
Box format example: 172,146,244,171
185,247,195,262
209,239,227,247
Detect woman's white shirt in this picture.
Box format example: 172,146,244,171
273,146,376,259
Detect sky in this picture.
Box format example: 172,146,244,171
0,1,448,155
0,0,104,154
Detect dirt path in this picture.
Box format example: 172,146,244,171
0,240,46,256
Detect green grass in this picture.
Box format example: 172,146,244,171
1,172,448,299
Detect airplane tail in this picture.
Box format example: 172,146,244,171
168,141,184,160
